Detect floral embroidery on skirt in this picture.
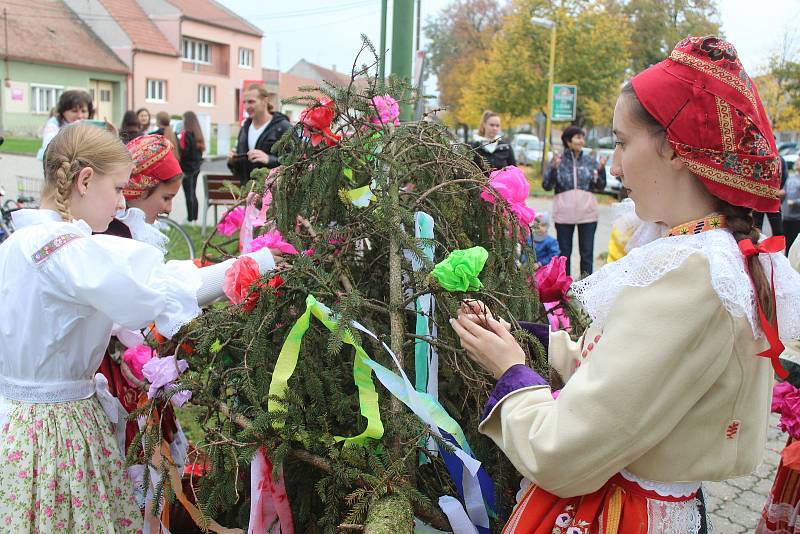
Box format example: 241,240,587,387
0,397,143,533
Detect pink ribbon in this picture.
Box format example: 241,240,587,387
248,448,294,534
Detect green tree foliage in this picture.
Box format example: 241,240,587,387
424,0,509,125
625,0,723,72
458,0,631,127
143,39,585,532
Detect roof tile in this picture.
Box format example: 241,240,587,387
98,0,177,56
166,0,262,37
2,0,128,73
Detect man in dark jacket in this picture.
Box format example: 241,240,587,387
228,84,291,185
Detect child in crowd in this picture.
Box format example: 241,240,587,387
451,36,800,532
527,211,560,269
0,123,277,531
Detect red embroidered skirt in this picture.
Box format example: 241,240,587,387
503,473,700,534
758,437,800,534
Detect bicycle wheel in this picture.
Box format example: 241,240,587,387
0,213,15,244
156,216,195,261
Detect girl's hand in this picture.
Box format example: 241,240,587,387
450,315,525,379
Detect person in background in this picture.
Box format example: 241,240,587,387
119,110,143,144
526,211,560,268
543,126,606,277
37,90,94,159
783,165,800,252
179,111,205,222
228,83,291,185
136,108,152,133
153,111,180,161
470,111,516,174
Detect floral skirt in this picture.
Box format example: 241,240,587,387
0,397,143,533
504,473,702,534
758,437,800,534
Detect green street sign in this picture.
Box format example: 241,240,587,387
552,84,577,122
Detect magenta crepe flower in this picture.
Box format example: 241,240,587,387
216,206,246,236
245,230,299,255
371,94,400,126
535,256,572,303
122,345,154,385
480,165,536,226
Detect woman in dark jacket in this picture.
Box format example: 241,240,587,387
542,126,606,277
179,111,205,222
470,111,516,174
228,83,291,185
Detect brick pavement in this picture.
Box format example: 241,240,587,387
705,412,784,533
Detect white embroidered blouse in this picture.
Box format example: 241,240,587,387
0,209,202,403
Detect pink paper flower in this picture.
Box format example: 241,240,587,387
245,230,299,255
773,382,800,440
142,355,190,403
216,206,246,236
480,166,536,226
543,301,571,331
535,256,572,303
223,256,262,311
371,94,400,126
299,98,341,147
122,344,153,385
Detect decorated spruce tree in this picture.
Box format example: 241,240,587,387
141,42,582,533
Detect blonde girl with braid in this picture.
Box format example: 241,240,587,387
0,123,279,531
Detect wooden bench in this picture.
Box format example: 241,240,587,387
201,173,238,235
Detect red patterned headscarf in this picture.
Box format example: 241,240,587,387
631,36,781,212
123,135,183,201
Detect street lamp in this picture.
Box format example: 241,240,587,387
531,16,556,175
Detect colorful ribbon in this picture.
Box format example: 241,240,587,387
739,236,788,378
248,448,294,534
268,294,495,532
267,295,384,445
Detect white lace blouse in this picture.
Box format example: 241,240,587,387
0,209,202,403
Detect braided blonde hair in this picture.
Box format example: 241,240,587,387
43,123,131,220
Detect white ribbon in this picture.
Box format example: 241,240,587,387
94,373,129,457
438,496,479,534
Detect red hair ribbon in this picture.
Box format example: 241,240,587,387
739,236,787,378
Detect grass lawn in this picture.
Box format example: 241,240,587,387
208,135,238,157
1,137,40,156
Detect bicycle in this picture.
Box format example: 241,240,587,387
155,215,195,261
0,187,36,243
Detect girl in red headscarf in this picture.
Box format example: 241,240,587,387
451,36,800,533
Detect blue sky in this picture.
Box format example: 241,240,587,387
218,0,800,80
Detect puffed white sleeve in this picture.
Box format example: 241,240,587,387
41,234,203,338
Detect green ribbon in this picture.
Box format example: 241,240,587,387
431,246,488,292
268,295,384,445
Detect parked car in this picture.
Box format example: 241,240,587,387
785,149,799,170
779,142,798,156
512,134,552,165
594,148,622,196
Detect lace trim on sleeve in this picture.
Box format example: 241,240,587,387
571,229,800,340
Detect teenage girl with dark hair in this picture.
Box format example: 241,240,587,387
179,111,206,222
38,89,95,159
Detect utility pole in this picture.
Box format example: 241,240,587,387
415,0,421,52
378,0,388,84
390,0,414,121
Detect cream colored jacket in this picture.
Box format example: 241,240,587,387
479,231,800,498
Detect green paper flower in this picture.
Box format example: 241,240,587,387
432,246,489,292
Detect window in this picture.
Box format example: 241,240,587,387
198,84,215,106
100,89,111,102
182,38,210,64
238,47,253,68
31,84,63,114
146,79,166,102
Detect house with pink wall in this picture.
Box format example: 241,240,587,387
66,0,262,126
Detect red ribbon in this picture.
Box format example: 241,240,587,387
738,236,788,378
